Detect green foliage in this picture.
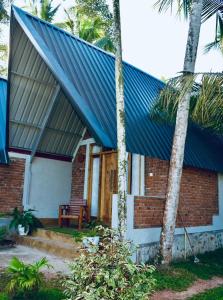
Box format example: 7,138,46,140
6,257,51,296
63,226,156,300
151,74,223,134
154,267,196,291
25,0,60,22
154,0,192,18
154,248,223,291
0,288,64,300
0,0,9,23
9,207,42,234
46,226,98,242
173,248,223,279
188,285,223,300
0,227,7,242
59,0,115,53
75,0,113,23
0,212,10,218
0,293,9,300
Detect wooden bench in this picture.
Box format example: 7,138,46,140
58,199,89,230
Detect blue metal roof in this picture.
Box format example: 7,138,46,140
11,6,223,172
0,78,9,164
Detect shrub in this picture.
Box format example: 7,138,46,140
6,257,51,297
9,208,42,234
63,226,156,300
0,227,7,242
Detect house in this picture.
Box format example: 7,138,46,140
1,5,223,261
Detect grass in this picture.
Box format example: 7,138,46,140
46,226,98,242
0,289,64,300
188,285,223,299
154,248,223,291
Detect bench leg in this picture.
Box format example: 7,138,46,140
78,216,82,230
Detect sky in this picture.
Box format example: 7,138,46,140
9,0,223,80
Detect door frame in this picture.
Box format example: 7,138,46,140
87,149,132,222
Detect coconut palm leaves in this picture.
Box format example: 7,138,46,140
154,0,223,20
155,0,223,54
152,74,223,134
59,0,115,53
0,43,8,75
154,0,193,18
7,257,51,295
25,0,60,22
0,0,9,23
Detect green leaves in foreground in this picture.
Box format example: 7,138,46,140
63,226,156,300
6,257,51,296
151,73,223,134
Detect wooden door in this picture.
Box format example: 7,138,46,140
100,151,118,224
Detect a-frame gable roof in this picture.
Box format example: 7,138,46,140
10,6,223,172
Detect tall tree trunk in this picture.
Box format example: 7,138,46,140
112,0,127,240
160,0,203,265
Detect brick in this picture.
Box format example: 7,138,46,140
135,158,218,228
0,158,25,213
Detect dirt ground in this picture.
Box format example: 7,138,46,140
151,277,223,300
0,245,70,276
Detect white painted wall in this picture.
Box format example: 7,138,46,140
131,154,145,196
27,157,72,218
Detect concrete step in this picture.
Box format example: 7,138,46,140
32,228,76,245
16,235,81,259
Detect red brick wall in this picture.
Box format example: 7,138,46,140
0,157,25,213
134,158,218,228
71,145,86,200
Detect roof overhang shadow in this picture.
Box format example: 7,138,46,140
8,17,86,160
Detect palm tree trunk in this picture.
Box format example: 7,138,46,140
112,0,127,240
160,0,203,265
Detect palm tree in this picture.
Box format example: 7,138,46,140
152,73,223,134
0,43,8,75
25,0,60,22
155,0,223,54
0,0,9,76
0,0,9,23
154,0,223,265
59,1,115,53
112,0,127,240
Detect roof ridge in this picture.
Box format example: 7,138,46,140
11,5,164,86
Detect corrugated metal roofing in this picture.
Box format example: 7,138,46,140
10,6,223,172
8,16,85,158
0,78,9,164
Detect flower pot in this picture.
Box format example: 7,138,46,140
18,225,29,236
82,236,100,252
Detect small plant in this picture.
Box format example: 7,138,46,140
63,226,156,300
9,208,42,234
6,257,51,297
0,227,7,242
0,212,10,218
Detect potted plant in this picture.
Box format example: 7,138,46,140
9,208,42,236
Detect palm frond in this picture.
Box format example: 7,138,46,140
151,73,223,134
154,0,192,18
202,0,223,22
151,74,196,123
204,40,221,52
